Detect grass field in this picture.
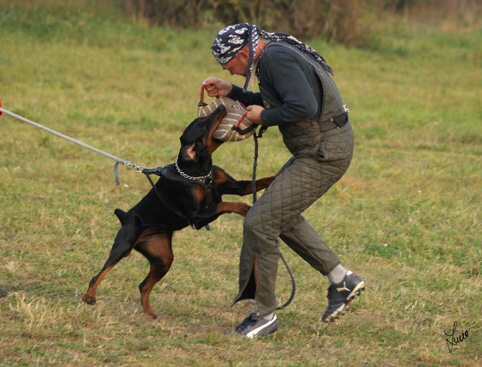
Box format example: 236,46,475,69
1,1,481,366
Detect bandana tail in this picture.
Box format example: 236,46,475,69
243,25,257,92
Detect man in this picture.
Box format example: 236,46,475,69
202,23,365,338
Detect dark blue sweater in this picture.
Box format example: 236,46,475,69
227,42,324,127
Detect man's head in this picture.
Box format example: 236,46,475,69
219,46,250,76
210,23,334,86
211,23,260,89
211,23,252,66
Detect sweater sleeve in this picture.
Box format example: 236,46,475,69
258,48,319,127
227,85,264,107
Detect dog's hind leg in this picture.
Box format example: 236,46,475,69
82,213,142,306
134,230,174,319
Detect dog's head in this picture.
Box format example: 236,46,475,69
179,104,227,164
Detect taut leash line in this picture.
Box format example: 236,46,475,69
0,102,143,185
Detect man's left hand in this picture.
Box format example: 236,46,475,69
246,105,265,125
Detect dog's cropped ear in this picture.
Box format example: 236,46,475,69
114,208,127,224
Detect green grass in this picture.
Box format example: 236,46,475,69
1,1,481,366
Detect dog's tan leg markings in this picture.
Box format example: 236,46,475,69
134,231,174,319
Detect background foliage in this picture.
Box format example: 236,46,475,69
125,0,482,46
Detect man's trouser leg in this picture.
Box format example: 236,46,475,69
234,156,343,316
280,215,340,275
234,124,354,316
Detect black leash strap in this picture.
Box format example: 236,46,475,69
251,127,296,310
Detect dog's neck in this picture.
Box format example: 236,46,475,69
174,156,213,182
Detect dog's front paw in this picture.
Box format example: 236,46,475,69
237,203,251,216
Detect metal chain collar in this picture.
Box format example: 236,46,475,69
174,157,212,182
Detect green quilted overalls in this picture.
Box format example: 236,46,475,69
233,43,355,317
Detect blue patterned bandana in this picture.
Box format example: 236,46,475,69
211,23,334,91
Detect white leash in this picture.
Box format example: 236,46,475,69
0,103,144,184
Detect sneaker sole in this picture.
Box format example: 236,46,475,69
322,280,365,323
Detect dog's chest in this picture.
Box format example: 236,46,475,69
158,164,215,208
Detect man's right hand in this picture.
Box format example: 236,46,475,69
201,77,233,98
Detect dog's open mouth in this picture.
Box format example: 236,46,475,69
184,144,196,161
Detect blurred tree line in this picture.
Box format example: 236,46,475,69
121,0,481,47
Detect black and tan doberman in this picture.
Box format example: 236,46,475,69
82,105,275,318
